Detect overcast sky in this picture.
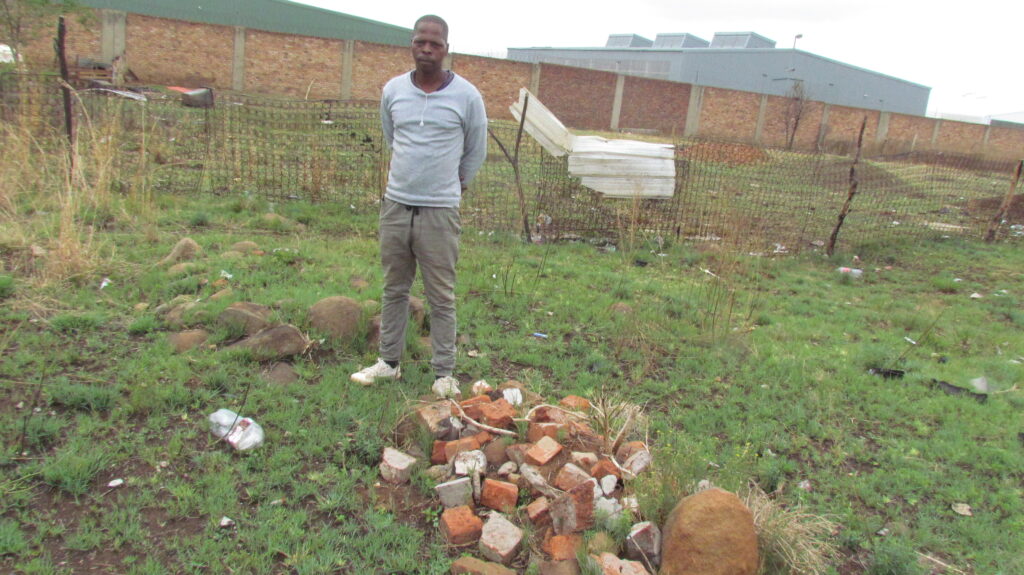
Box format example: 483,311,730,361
300,0,1021,121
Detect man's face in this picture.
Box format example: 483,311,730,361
411,21,448,74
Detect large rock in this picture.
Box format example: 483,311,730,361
218,302,273,335
158,237,202,266
308,296,363,342
227,324,308,360
660,488,758,575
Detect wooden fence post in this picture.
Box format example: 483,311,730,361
826,116,867,256
984,159,1023,242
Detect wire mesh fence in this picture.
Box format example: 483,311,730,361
3,72,1021,252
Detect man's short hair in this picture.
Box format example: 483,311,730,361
414,15,448,42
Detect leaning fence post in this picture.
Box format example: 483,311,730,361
55,17,75,168
826,116,867,257
984,159,1023,243
488,94,533,241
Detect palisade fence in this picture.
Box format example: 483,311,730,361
3,72,1022,252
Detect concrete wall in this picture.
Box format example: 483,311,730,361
19,7,1024,159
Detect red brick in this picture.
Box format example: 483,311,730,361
480,478,519,512
531,405,569,424
527,421,566,443
526,496,551,526
430,440,447,465
590,458,621,480
440,506,483,545
455,394,493,421
543,533,583,561
525,436,563,466
478,398,516,429
444,436,481,462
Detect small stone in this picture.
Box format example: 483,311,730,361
425,464,451,481
497,461,518,476
453,450,488,476
483,438,511,467
600,474,618,496
501,387,524,406
449,556,516,575
615,441,648,463
107,478,124,488
219,516,235,528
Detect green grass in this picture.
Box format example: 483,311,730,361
1,190,1022,573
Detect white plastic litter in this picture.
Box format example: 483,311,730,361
208,408,264,450
502,388,524,406
836,267,863,278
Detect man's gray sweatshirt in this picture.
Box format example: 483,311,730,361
380,71,488,208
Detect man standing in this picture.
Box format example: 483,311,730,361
351,15,487,398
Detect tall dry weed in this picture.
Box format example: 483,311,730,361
742,483,839,575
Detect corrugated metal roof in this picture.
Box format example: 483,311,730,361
80,0,412,46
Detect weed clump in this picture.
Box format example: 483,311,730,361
743,483,838,575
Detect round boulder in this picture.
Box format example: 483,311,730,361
308,296,363,342
660,487,759,575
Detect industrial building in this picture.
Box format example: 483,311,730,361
508,32,930,116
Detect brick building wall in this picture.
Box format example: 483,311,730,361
128,15,233,87
885,113,938,152
619,76,689,135
20,15,100,69
536,63,617,131
821,105,879,153
700,87,759,141
245,29,341,99
987,125,1024,154
14,7,1024,159
350,41,407,100
450,54,531,122
934,120,988,154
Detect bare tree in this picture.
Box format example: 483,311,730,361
784,80,806,150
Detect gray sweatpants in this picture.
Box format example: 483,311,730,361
378,197,461,377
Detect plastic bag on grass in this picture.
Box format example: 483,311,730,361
208,408,264,450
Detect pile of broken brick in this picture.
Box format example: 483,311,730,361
379,380,661,574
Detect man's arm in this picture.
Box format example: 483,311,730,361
380,89,395,148
459,93,488,188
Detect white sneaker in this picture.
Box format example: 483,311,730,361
432,376,461,399
350,358,401,385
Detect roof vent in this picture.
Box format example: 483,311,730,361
653,33,709,48
605,34,653,48
710,32,776,49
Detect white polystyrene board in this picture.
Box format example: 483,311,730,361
579,176,676,199
571,135,674,159
509,88,573,157
568,155,676,178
